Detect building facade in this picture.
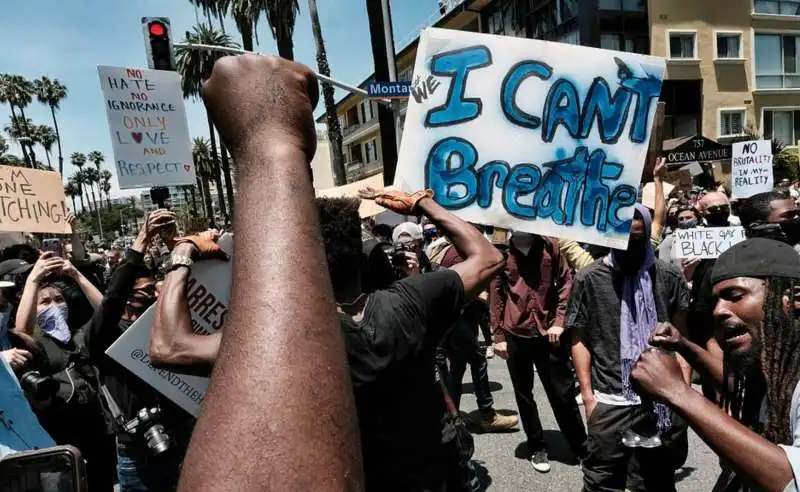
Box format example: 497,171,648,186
650,0,800,146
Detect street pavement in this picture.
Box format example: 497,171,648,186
457,355,721,491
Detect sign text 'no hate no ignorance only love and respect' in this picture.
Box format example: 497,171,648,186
394,28,666,248
106,234,234,417
98,66,196,190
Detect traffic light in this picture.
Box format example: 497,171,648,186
142,17,175,71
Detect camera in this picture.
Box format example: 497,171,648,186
391,242,412,267
123,407,172,456
19,370,59,401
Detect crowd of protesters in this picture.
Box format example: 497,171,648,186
2,54,800,492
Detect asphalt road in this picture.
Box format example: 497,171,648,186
457,355,721,491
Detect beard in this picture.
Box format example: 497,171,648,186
726,336,763,377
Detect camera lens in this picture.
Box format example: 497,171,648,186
143,423,172,456
19,371,59,400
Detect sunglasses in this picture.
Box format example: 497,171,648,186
705,205,729,215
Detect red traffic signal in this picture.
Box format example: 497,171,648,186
148,21,166,37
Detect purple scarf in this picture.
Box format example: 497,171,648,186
608,204,671,430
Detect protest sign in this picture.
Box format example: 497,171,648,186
672,226,746,259
0,167,70,234
731,139,773,199
394,28,666,248
98,66,196,189
106,234,233,417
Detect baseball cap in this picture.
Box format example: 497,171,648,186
0,259,32,288
392,222,423,243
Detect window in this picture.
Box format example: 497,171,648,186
598,0,645,11
763,109,800,145
360,101,374,123
668,32,697,59
398,67,413,82
555,29,580,45
486,0,515,36
719,109,745,137
755,0,800,15
600,34,648,53
364,139,378,163
716,33,742,59
755,33,800,89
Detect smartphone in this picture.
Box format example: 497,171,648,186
0,445,87,492
42,239,64,258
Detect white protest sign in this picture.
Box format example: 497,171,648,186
731,139,773,199
394,28,666,248
672,226,746,259
98,66,196,189
106,234,233,417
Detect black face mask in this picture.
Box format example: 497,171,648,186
616,239,647,273
781,217,800,246
705,211,730,227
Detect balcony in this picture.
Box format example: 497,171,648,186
345,160,383,183
342,117,380,144
342,122,363,138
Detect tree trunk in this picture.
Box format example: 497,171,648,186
16,106,37,166
276,33,294,60
201,175,214,222
106,193,111,210
189,184,198,216
90,189,98,215
212,170,227,222
77,187,86,213
84,191,93,215
70,196,77,214
309,0,345,185
220,144,235,213
44,150,52,169
9,104,31,166
50,105,64,176
206,115,227,217
235,13,254,52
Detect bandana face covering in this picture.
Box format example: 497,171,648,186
37,304,71,344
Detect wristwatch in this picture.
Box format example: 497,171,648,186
164,254,193,273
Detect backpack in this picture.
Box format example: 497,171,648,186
36,330,100,411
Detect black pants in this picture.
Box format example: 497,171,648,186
582,402,689,492
444,305,494,412
505,334,587,457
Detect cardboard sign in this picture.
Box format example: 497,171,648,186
672,226,746,259
106,234,233,417
395,28,666,249
0,167,70,234
731,139,773,199
98,66,196,189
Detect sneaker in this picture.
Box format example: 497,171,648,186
530,450,551,473
478,409,518,432
485,345,494,358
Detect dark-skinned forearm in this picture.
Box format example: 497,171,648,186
150,267,220,366
178,144,362,492
678,338,725,390
669,386,793,491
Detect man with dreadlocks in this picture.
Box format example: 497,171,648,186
632,238,800,491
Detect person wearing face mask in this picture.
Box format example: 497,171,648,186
567,204,692,491
739,189,800,249
657,206,701,268
490,231,587,472
699,191,732,228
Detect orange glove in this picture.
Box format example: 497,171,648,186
174,230,228,261
358,187,433,215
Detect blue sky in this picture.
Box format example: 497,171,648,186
0,0,441,197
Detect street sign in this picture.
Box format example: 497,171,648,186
367,81,412,99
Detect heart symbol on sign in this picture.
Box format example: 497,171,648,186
131,132,143,143
184,164,191,172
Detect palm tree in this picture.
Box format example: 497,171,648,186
64,181,80,213
0,135,23,167
177,24,237,218
87,150,104,170
192,137,215,219
70,152,90,214
265,0,300,60
0,75,37,166
4,115,36,167
68,173,86,212
34,77,67,175
83,167,101,214
308,0,345,185
99,169,113,209
191,0,262,52
34,125,56,170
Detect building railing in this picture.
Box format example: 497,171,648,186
345,160,383,182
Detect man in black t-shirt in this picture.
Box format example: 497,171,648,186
567,205,691,492
318,188,504,491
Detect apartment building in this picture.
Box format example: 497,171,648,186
650,0,800,146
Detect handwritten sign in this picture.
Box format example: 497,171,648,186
0,167,70,234
98,66,196,189
731,140,773,199
672,226,746,259
394,29,666,249
106,234,233,417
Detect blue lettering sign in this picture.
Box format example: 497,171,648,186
425,46,492,127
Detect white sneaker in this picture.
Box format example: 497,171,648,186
485,345,494,358
530,450,551,473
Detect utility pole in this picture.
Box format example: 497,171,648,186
366,0,399,186
380,0,403,155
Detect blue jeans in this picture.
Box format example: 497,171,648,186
116,439,182,492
